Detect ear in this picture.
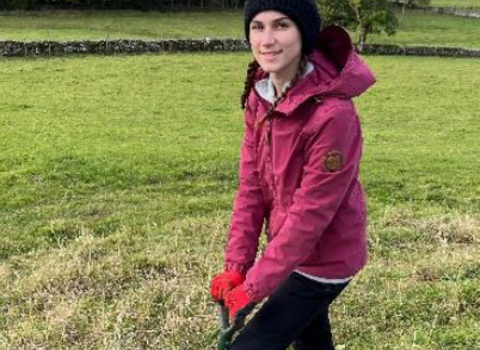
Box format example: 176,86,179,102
317,25,353,73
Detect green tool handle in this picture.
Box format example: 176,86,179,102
217,301,256,350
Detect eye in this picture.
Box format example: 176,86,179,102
251,24,263,31
274,21,289,29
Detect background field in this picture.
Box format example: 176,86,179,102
0,9,480,49
430,0,480,7
0,53,479,349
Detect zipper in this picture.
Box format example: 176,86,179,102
262,95,324,208
265,118,272,146
265,117,278,206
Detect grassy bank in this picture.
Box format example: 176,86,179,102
368,10,480,48
429,0,480,7
0,10,479,49
0,53,479,349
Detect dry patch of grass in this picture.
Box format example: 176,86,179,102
418,214,479,245
0,214,238,349
414,246,480,282
0,208,478,349
332,207,480,349
1,227,173,349
371,206,479,247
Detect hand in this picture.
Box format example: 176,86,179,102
210,271,245,302
224,284,251,321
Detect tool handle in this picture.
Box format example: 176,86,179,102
231,302,256,330
217,302,230,331
217,302,256,350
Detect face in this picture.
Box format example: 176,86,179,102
249,11,302,81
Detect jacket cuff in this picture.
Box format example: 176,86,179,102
224,261,250,276
243,280,262,303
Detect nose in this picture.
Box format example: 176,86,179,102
261,28,276,46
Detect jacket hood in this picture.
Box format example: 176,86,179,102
253,25,376,116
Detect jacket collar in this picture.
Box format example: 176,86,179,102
255,61,315,104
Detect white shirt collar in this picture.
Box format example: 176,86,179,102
255,61,314,104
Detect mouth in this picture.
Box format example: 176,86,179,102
262,50,282,56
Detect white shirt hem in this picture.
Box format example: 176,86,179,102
294,269,354,284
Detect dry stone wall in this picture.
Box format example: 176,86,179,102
1,39,479,58
0,38,248,57
361,44,480,58
428,6,480,18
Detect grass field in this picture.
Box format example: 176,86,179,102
0,10,479,49
369,10,480,47
430,0,480,7
0,53,479,349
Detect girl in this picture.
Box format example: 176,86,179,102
211,0,375,349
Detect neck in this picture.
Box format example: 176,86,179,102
270,56,303,97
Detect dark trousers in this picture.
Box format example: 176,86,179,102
230,272,349,350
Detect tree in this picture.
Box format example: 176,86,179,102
317,0,399,52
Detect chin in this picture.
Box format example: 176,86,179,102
259,62,284,74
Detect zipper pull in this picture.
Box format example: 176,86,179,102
313,95,324,104
266,119,273,146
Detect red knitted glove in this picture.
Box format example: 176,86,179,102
210,271,245,302
224,284,251,320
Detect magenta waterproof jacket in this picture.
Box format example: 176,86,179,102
224,26,376,303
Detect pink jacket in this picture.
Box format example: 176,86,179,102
224,26,376,303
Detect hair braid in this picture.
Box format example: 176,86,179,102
241,58,261,110
255,57,307,129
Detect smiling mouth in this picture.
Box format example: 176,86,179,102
262,50,282,56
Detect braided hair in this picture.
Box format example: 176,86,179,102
241,58,261,110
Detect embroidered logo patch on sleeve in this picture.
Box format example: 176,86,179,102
323,150,344,172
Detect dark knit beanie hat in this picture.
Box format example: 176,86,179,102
244,0,322,55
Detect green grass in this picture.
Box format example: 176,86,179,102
368,10,480,48
0,10,244,41
0,10,479,48
0,53,479,349
429,0,480,7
